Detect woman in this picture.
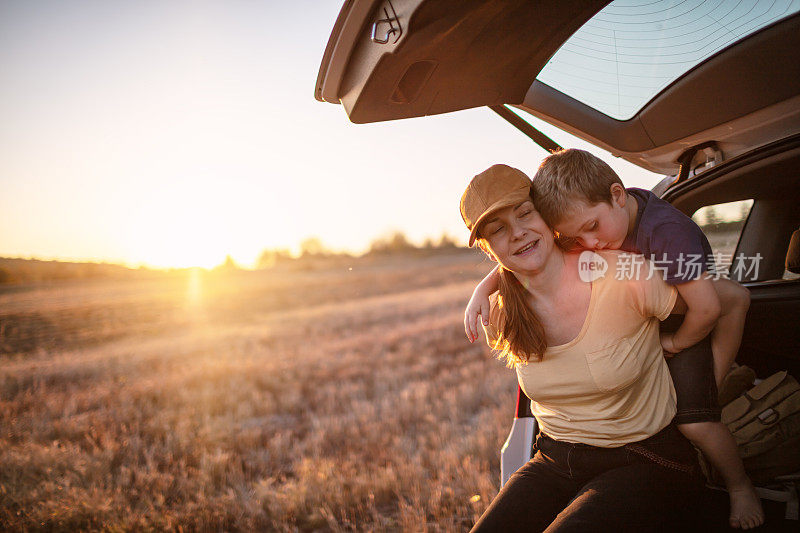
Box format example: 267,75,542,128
460,164,704,532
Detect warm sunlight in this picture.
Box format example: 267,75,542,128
123,188,234,269
0,1,663,269
186,267,205,309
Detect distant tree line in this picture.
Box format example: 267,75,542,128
0,257,160,285
0,232,466,283
256,231,462,269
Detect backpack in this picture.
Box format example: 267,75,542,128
721,370,800,484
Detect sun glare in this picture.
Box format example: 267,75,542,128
126,220,228,269
186,267,205,308
122,182,252,269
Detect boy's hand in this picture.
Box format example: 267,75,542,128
464,292,490,343
660,333,680,357
464,266,500,343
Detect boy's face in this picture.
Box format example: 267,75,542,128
552,186,630,250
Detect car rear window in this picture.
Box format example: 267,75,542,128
536,0,800,120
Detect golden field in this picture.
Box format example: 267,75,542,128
0,251,517,531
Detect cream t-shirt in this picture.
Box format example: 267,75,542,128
484,251,678,447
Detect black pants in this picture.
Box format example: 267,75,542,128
661,315,721,424
470,424,704,532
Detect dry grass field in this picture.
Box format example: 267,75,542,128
0,251,518,531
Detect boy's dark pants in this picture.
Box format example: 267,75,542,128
660,315,722,424
469,424,703,532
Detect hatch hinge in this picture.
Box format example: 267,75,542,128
673,141,723,186
699,144,723,171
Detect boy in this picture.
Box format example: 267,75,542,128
464,149,763,529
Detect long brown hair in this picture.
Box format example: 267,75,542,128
493,266,547,367
474,186,572,367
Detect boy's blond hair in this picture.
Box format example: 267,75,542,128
532,149,623,226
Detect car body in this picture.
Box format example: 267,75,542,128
316,0,800,527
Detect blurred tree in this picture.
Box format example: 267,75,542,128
436,233,458,249
739,201,751,220
705,206,721,225
368,231,417,254
299,237,329,257
219,255,240,270
257,248,292,269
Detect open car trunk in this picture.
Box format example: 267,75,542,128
662,135,800,525
663,136,800,381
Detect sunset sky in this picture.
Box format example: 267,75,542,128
0,0,665,269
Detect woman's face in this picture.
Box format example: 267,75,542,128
478,200,555,274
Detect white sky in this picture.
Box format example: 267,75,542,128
0,0,664,269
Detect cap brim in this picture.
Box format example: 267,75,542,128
468,188,533,246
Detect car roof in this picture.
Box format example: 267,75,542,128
316,0,800,175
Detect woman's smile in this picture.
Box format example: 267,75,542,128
513,238,540,256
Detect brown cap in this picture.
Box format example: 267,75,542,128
460,164,533,246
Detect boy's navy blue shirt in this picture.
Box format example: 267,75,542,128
621,188,714,285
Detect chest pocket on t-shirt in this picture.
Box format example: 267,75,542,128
585,338,642,392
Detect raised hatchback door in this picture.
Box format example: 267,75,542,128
315,0,609,123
